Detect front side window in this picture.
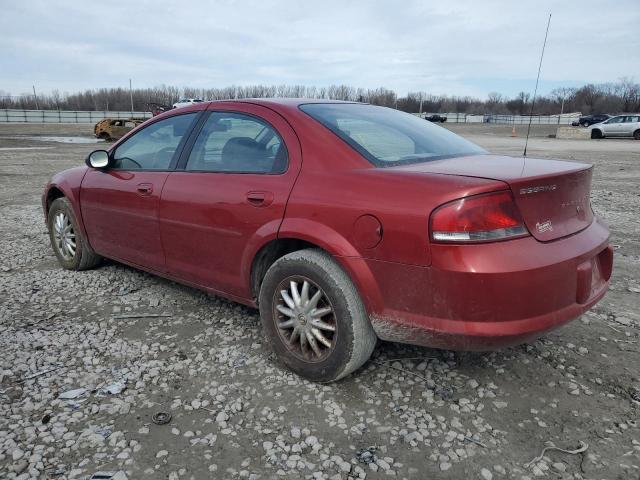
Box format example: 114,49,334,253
186,112,287,174
300,103,485,167
112,113,197,170
605,116,623,124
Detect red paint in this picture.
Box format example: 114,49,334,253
353,215,383,249
43,99,612,351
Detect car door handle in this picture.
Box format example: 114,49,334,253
136,183,153,195
246,191,273,207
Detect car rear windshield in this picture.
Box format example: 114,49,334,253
299,103,486,167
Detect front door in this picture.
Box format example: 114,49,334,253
601,116,624,136
159,104,302,299
81,112,200,271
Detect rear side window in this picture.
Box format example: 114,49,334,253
185,112,287,174
300,103,485,167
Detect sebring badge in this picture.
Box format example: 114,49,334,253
520,184,557,195
536,220,553,233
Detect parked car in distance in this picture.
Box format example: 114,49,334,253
43,99,613,382
425,114,447,123
94,118,145,141
590,114,640,140
576,113,610,127
148,102,172,117
172,98,204,109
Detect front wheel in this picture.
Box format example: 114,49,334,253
47,197,102,270
591,129,603,139
634,130,640,140
259,249,377,382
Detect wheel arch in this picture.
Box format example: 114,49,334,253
42,168,91,242
44,186,66,214
248,219,385,315
249,237,319,300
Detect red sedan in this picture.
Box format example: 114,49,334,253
42,99,613,382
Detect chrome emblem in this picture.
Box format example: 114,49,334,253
536,220,553,233
520,184,557,195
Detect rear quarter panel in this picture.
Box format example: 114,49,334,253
282,168,508,266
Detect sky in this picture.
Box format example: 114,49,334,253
1,0,639,99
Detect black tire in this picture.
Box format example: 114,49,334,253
634,130,640,140
259,249,377,382
47,197,102,270
591,129,603,139
581,122,589,127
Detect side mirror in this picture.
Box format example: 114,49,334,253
86,150,110,169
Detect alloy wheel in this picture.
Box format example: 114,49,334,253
53,212,76,260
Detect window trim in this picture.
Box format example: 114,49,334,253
175,110,289,175
108,111,203,172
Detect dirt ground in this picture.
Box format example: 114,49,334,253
0,122,638,480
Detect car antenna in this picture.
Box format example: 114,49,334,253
523,13,552,157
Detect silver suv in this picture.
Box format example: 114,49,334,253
590,114,640,140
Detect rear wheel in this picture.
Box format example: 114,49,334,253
581,121,589,127
47,197,102,270
591,129,603,139
259,249,377,382
634,130,640,140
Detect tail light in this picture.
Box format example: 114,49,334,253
430,191,529,243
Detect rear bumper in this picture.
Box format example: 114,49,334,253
358,218,612,351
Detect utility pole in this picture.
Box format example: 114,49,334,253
129,79,134,113
33,85,39,110
419,92,423,116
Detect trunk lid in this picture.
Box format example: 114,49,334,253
392,154,594,241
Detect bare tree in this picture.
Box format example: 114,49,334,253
2,79,638,114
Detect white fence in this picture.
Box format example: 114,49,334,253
2,108,581,126
0,109,152,124
416,112,581,125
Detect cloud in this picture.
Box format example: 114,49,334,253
1,0,638,98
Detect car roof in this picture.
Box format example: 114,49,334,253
159,98,374,122
218,98,362,107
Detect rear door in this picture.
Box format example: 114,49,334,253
621,115,640,136
159,103,302,299
81,111,200,271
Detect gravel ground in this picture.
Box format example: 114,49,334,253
1,123,639,480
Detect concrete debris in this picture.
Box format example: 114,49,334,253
58,388,87,399
99,381,126,396
89,472,128,480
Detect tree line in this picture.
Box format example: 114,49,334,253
1,79,638,115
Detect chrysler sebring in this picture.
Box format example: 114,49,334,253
42,99,613,382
